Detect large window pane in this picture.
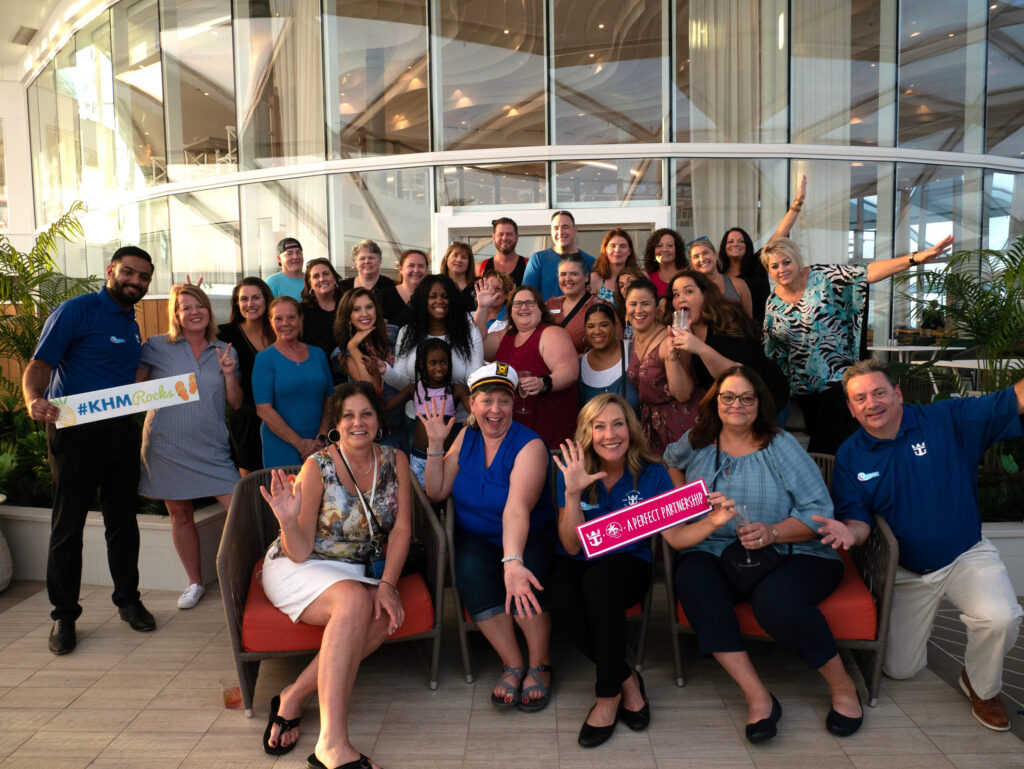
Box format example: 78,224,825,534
984,172,1024,250
111,0,167,189
986,3,1024,158
31,64,64,224
324,0,427,159
55,45,82,208
239,177,328,278
160,0,237,181
555,159,663,205
0,120,7,230
675,0,787,143
235,0,324,169
897,0,987,152
121,197,171,294
553,1,665,145
328,169,431,278
674,157,787,245
168,187,241,291
76,13,118,202
439,0,544,150
438,163,546,209
791,0,896,147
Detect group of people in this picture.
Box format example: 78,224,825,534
23,189,1022,769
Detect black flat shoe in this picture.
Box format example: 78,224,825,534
826,692,863,737
578,705,618,748
118,600,156,632
745,693,782,744
48,619,76,654
617,671,650,731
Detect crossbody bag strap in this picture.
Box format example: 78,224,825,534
333,445,384,538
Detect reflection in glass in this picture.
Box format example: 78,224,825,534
986,3,1024,158
55,45,82,209
675,157,787,246
76,13,118,202
676,0,788,143
439,0,544,150
438,163,546,209
160,0,237,180
169,187,241,289
328,169,431,279
31,64,64,223
791,0,896,147
555,159,663,205
111,0,166,188
239,177,328,279
235,0,324,169
121,197,171,294
898,0,986,153
984,172,1024,250
324,0,427,158
553,1,664,144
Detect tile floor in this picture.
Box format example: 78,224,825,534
0,580,1021,769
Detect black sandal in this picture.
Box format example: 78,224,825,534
263,694,301,756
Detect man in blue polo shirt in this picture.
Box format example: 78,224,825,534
23,246,158,654
816,359,1023,731
522,211,594,301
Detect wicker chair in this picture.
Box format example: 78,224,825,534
216,466,446,716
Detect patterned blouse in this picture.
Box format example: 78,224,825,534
762,264,867,395
266,445,400,564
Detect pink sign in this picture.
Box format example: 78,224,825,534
576,479,711,559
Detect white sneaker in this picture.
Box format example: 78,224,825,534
177,583,205,609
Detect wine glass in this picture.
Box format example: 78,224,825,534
516,370,532,415
735,504,760,568
672,308,690,335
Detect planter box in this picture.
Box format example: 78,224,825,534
983,521,1024,596
0,503,226,591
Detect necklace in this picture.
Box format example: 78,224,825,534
632,327,665,363
338,445,379,506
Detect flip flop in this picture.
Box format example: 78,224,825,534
517,664,553,712
490,665,525,708
306,752,372,769
263,694,301,756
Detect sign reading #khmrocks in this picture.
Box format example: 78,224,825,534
576,479,712,559
50,373,199,429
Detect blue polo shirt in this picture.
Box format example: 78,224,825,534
33,287,143,398
522,248,595,301
556,462,673,562
833,387,1023,572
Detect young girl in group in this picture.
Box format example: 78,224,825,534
395,338,472,485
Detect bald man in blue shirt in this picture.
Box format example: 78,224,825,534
816,359,1024,732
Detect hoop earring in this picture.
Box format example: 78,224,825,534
375,427,383,441
326,428,341,444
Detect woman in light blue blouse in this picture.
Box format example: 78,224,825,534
662,366,862,743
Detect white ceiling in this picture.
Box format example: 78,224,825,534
0,0,63,77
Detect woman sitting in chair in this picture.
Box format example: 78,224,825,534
662,366,863,743
550,393,672,747
259,381,411,769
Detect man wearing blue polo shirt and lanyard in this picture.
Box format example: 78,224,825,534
522,211,595,301
22,246,158,654
815,359,1024,732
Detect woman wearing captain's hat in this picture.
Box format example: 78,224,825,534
421,362,557,713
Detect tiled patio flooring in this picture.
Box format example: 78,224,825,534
0,580,1021,769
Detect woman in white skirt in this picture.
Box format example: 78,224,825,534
260,381,412,769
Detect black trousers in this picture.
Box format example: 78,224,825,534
674,550,844,670
47,417,142,622
548,553,651,698
796,382,856,455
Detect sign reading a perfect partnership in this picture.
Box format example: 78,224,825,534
50,374,199,429
576,479,712,559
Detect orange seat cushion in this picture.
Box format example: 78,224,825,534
625,602,643,619
675,552,877,640
241,558,434,653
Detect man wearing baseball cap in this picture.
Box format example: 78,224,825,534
265,237,305,300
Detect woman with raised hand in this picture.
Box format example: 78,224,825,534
550,393,671,747
253,296,334,467
259,382,411,768
662,366,862,744
422,362,557,713
138,283,241,610
218,277,274,475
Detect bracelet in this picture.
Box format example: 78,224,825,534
790,203,803,212
541,375,553,394
501,554,524,565
771,526,780,543
427,450,444,457
379,579,399,595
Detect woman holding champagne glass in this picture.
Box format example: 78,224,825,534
662,366,862,743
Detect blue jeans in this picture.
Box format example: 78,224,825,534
454,528,556,621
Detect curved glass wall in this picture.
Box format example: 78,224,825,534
24,0,1024,342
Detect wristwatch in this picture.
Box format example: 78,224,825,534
771,526,780,543
908,253,919,266
540,375,553,394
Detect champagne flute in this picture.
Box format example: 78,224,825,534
735,504,760,568
516,370,532,415
672,308,690,335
